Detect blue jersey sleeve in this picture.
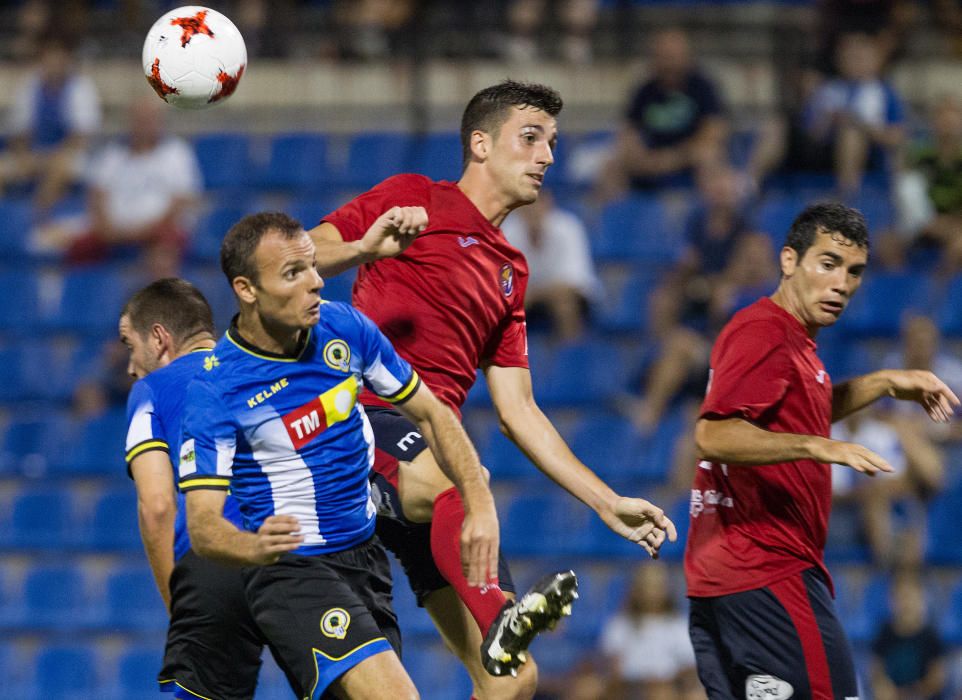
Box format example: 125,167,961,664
352,308,420,404
124,379,168,471
178,377,236,492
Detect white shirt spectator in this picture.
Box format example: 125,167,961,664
9,74,101,143
832,416,908,496
88,137,202,231
601,612,696,681
502,206,600,301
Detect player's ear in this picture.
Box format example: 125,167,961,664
232,275,257,305
150,323,173,356
469,129,489,163
779,246,798,278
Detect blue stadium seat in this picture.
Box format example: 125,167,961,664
568,412,641,483
194,133,252,190
183,264,238,331
320,272,354,304
942,580,962,644
402,640,472,700
594,269,657,334
476,423,538,481
28,644,98,700
388,560,437,638
593,195,680,265
752,194,808,243
501,493,594,557
47,265,132,335
82,487,141,551
408,133,462,182
261,133,330,192
100,565,167,631
534,337,623,407
110,644,164,700
0,346,29,403
189,203,247,262
0,269,40,332
48,408,128,476
0,200,33,260
287,196,341,232
925,486,962,565
561,568,624,643
0,487,74,550
19,564,89,630
936,274,962,337
842,272,935,338
841,573,891,643
343,133,412,187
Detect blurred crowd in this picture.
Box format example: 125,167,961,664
1,1,962,699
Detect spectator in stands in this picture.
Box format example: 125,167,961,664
870,571,948,700
895,95,962,272
626,164,761,433
502,0,600,63
884,315,962,441
333,0,417,60
832,403,944,566
749,32,905,195
502,189,600,342
0,32,100,211
600,562,702,700
815,0,915,75
596,28,727,199
64,97,201,266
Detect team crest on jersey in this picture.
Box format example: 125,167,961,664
320,608,351,640
323,339,351,372
203,355,219,371
499,263,514,297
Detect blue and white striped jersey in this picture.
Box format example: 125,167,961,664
178,302,420,555
124,349,244,561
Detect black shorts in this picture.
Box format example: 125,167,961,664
365,405,515,606
160,549,264,700
242,537,400,699
689,568,858,700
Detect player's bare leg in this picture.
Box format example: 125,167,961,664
331,650,419,700
424,586,538,700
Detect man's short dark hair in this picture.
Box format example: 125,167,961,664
460,80,563,168
784,202,870,259
121,278,215,343
220,211,303,287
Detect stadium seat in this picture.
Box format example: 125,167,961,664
476,423,538,481
561,567,624,643
841,573,891,644
942,580,962,644
534,337,623,407
27,644,98,700
752,194,808,243
189,202,248,263
501,493,594,557
402,640,472,700
0,487,74,550
594,268,657,335
194,133,252,190
842,271,935,338
81,487,141,551
19,564,89,630
261,133,330,192
100,565,167,631
0,269,40,332
109,644,164,700
342,132,412,187
47,407,129,476
925,486,962,565
593,195,680,265
0,199,33,260
320,271,354,304
936,274,962,338
568,412,641,483
388,559,437,639
47,265,132,335
408,133,462,182
824,501,870,563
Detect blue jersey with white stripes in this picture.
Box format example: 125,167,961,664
124,350,244,561
178,302,420,555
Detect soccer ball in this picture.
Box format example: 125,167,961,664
142,6,246,110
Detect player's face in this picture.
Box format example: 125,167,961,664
488,105,557,206
251,229,324,330
119,314,160,379
781,230,868,330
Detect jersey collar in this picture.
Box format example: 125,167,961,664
226,315,312,362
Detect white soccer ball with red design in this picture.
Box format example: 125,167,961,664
142,6,246,110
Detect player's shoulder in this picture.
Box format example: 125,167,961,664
373,173,434,198
317,300,373,339
720,298,792,343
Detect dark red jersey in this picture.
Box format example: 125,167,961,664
685,297,834,598
323,174,529,415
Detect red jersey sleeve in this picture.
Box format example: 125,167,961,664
483,308,529,369
322,174,433,243
701,320,792,422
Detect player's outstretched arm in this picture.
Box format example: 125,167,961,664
695,416,895,476
832,369,960,423
186,490,303,566
308,206,428,277
396,385,500,587
484,364,676,557
130,451,177,613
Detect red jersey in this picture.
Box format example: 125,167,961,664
323,174,529,415
684,297,834,598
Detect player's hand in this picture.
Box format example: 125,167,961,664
600,497,677,559
358,206,428,260
251,515,303,565
809,437,894,477
461,501,500,588
886,369,960,423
